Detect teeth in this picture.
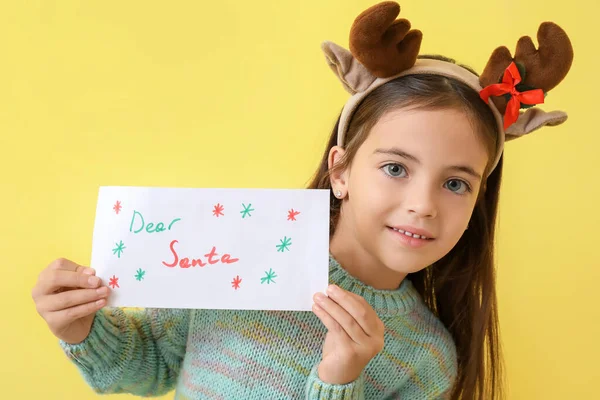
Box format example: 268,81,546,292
392,227,429,240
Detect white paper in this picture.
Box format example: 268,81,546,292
90,186,330,310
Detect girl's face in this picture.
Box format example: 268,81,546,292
330,107,490,276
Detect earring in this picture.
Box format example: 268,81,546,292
335,190,342,198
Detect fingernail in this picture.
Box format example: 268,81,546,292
88,276,100,286
96,287,108,296
82,268,95,275
314,292,327,303
327,285,338,295
96,299,106,307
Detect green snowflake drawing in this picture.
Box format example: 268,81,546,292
261,268,277,284
135,268,146,281
276,236,292,252
112,240,126,258
240,203,255,218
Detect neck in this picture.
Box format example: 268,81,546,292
329,218,407,291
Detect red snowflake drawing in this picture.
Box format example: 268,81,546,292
109,275,120,289
287,208,300,221
113,200,122,214
213,203,225,217
231,275,242,290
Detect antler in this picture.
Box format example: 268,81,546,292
480,22,573,93
349,1,422,78
514,22,573,92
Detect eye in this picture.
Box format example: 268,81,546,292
444,179,471,195
382,163,407,178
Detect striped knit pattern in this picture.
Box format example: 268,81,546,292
61,255,457,399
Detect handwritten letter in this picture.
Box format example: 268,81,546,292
90,186,331,310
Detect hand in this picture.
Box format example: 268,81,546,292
312,284,385,385
32,258,110,344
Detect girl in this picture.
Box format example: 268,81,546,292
31,2,573,399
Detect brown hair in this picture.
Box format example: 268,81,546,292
307,55,504,400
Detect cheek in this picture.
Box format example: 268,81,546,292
440,198,475,238
351,170,394,215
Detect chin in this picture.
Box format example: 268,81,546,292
379,251,431,275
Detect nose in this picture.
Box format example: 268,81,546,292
404,180,438,219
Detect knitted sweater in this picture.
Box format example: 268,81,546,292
60,255,458,399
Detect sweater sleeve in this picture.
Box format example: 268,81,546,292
59,306,190,397
304,365,365,400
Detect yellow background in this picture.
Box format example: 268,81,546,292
1,0,597,398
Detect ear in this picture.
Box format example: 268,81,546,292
321,41,377,95
505,108,568,140
328,145,349,197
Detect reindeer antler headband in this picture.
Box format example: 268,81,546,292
322,1,573,175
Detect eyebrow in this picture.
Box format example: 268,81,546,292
373,148,483,181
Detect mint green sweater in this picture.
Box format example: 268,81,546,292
60,256,457,399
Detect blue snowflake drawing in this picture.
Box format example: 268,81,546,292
276,236,292,252
240,203,255,218
112,240,126,258
135,268,146,281
261,268,277,284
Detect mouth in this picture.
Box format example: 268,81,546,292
387,226,435,249
387,226,435,241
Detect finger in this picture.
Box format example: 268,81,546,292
48,298,106,326
48,258,95,275
312,302,351,341
326,285,381,337
39,286,110,313
37,269,102,295
314,292,368,344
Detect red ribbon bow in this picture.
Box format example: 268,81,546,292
479,62,545,130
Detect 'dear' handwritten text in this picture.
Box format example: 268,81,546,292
130,210,181,234
162,239,240,268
